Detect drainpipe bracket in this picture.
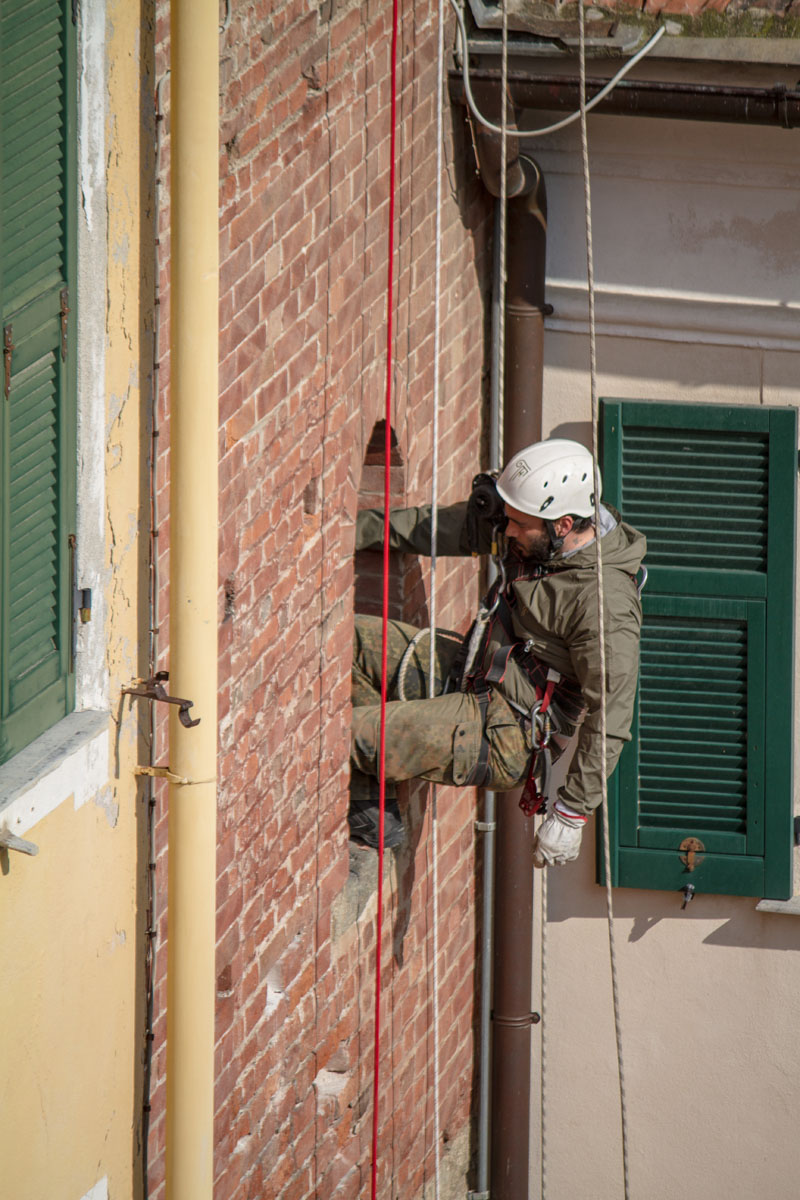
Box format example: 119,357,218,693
135,764,190,785
475,820,497,832
492,1009,542,1026
467,1192,491,1199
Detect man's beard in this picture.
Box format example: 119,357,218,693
517,528,552,563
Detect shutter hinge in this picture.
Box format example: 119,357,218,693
68,535,92,673
60,289,70,362
3,324,13,399
0,828,39,857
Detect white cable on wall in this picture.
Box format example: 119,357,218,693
450,3,666,140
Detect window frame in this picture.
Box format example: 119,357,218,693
0,0,79,764
599,398,796,901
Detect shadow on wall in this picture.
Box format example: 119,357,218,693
349,421,430,963
353,419,406,620
543,831,800,953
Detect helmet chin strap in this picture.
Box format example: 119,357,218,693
544,519,564,555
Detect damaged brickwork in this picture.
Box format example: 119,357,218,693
147,0,493,1196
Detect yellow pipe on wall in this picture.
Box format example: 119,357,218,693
166,2,219,1198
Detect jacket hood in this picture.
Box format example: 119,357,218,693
542,505,647,575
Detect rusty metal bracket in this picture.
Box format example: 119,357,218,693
122,671,200,728
679,836,705,873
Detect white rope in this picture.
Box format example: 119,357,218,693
498,0,508,448
451,3,665,140
576,4,631,1196
540,865,549,1199
428,0,446,1187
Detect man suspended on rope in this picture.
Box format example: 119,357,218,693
349,438,646,867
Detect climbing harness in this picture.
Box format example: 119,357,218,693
457,553,586,805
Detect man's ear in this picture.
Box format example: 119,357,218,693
553,514,574,538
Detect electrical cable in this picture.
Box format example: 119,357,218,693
450,1,666,139
141,67,170,1200
576,3,631,1194
371,0,400,1187
427,0,448,1186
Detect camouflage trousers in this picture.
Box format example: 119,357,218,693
351,614,531,793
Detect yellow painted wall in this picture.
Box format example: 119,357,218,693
0,793,138,1200
0,2,151,1197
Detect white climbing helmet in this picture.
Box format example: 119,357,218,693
496,439,598,519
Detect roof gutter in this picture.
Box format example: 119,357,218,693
451,69,800,128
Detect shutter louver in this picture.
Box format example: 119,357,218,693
1,2,65,310
601,401,795,900
8,349,60,692
638,616,748,838
620,429,768,573
0,0,76,762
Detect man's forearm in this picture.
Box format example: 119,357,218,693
355,502,472,557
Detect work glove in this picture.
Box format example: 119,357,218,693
533,799,588,868
466,472,507,553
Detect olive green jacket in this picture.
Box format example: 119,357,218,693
356,502,647,814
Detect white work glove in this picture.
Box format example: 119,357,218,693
533,799,588,868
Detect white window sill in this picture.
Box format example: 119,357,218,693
0,710,109,839
756,897,800,916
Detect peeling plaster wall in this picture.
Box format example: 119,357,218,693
0,3,151,1197
534,114,800,1200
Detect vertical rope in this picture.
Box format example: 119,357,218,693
540,866,549,1199
427,0,446,1190
312,10,335,1194
498,0,508,446
577,6,631,1196
371,0,400,1189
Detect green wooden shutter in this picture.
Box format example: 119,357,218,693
0,0,77,763
600,400,796,900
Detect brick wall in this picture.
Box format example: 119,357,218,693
149,0,492,1195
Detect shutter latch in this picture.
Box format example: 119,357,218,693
60,289,70,362
679,836,705,873
3,324,13,399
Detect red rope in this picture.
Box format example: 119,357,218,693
371,0,400,1190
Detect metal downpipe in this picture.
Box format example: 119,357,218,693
469,135,547,1196
474,202,504,1200
490,160,547,1200
166,2,219,1198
